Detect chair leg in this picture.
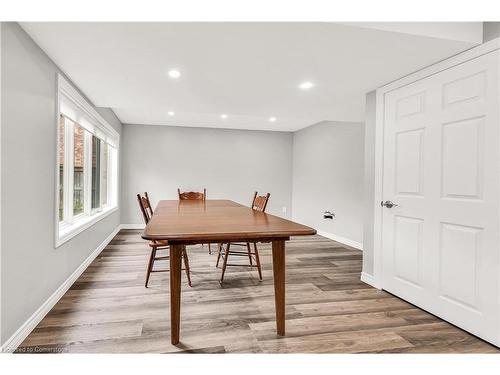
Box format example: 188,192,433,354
208,243,212,255
182,246,192,287
219,243,230,284
253,242,263,281
246,242,253,265
216,243,223,268
145,247,157,288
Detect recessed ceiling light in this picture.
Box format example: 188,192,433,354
220,114,228,119
168,69,181,79
168,111,175,116
269,117,277,122
299,81,314,90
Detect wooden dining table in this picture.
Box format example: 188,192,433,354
142,199,316,344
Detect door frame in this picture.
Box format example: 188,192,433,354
371,37,500,292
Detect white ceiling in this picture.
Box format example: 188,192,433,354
21,22,481,131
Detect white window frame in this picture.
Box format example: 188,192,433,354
55,74,120,248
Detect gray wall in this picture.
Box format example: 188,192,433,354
292,121,365,246
121,124,293,224
0,22,122,345
483,22,500,42
362,91,376,276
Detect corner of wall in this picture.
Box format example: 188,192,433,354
291,120,365,248
361,91,377,280
483,22,500,43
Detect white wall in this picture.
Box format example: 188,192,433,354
121,124,293,224
0,22,122,346
292,121,365,247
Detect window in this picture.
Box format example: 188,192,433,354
58,116,65,222
91,135,101,210
73,122,85,216
56,75,119,247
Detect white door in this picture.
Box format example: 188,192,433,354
381,50,500,345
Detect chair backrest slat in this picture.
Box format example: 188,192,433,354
178,188,206,201
143,192,153,217
251,191,270,212
137,192,153,224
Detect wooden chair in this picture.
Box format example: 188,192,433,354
178,188,206,201
216,192,270,284
137,193,192,287
177,188,211,254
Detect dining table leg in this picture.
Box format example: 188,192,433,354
169,243,183,345
272,240,286,336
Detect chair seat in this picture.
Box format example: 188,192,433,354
149,239,168,248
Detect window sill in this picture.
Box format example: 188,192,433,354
56,206,118,248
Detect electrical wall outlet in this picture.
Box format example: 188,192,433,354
323,210,335,219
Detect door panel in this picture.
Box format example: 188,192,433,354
439,222,481,310
395,129,424,196
441,117,484,200
381,51,499,346
397,91,426,118
442,71,485,108
394,215,423,287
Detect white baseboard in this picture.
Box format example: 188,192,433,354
361,272,381,289
316,230,363,251
1,225,121,353
120,223,145,230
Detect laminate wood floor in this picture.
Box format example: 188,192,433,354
16,231,499,353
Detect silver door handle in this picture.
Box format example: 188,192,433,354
381,200,399,208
